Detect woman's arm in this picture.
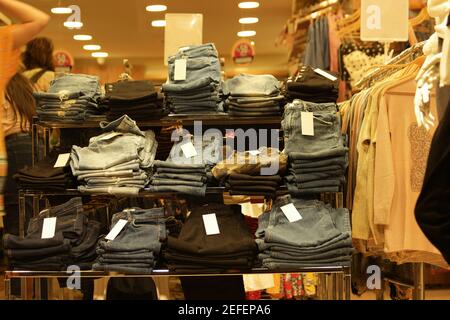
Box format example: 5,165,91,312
0,0,50,49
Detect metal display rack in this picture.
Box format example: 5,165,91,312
5,116,352,300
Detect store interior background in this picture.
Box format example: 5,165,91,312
24,0,291,82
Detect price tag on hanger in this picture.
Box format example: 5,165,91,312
54,153,71,168
314,68,338,82
301,112,315,136
202,213,220,236
181,142,198,158
41,217,57,239
280,203,303,223
105,219,128,241
174,59,187,81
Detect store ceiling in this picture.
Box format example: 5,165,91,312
23,0,291,59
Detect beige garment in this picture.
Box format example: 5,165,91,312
352,66,418,243
2,99,29,136
22,68,55,92
375,78,444,260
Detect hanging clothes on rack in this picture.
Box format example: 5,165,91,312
341,54,449,268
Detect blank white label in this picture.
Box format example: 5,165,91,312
249,150,261,156
105,219,128,241
281,203,303,223
181,142,198,158
54,153,71,168
174,59,187,81
41,217,57,239
314,68,338,82
202,213,220,236
301,112,315,136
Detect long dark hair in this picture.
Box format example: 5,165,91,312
23,37,55,72
5,73,37,132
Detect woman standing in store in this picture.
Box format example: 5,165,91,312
0,0,50,229
2,73,36,234
22,37,55,92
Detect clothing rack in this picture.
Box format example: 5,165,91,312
293,0,339,29
354,42,426,90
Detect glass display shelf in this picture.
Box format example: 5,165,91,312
33,115,283,129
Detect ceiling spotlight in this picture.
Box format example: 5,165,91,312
73,34,93,41
237,30,256,37
146,5,167,12
63,21,83,29
239,17,259,24
238,2,260,9
92,52,109,58
51,7,72,14
83,45,102,51
151,20,166,27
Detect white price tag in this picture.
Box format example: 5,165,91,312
105,219,128,241
174,59,187,81
281,203,303,223
249,150,261,156
41,217,57,239
202,213,220,236
181,142,198,158
314,68,338,82
54,153,71,168
301,112,315,136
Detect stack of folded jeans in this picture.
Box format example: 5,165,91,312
149,132,222,197
225,173,283,197
3,198,102,271
70,115,157,196
212,147,287,197
34,73,104,122
93,207,166,274
14,152,76,191
223,74,285,117
162,43,223,115
103,80,167,121
282,100,348,196
165,204,257,273
256,196,353,269
285,66,339,103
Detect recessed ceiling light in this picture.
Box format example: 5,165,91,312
237,30,256,37
239,17,259,24
73,35,93,41
92,52,109,58
146,5,167,12
83,45,102,51
63,21,83,29
151,20,166,27
238,2,260,9
51,7,72,14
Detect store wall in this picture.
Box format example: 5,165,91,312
72,53,289,84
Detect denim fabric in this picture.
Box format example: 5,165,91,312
3,198,101,270
38,73,101,100
282,100,344,155
151,178,204,187
92,264,153,274
98,208,165,253
94,208,166,274
256,196,353,269
99,115,145,137
223,74,280,97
